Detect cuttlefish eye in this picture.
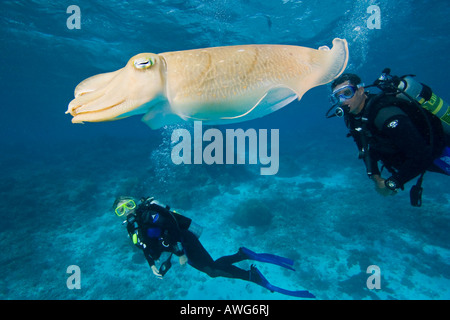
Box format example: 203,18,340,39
134,57,155,69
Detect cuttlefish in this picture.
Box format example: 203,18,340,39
66,38,348,129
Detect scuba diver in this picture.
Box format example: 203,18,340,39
326,69,450,207
112,196,315,298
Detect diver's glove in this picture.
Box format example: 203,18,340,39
179,254,188,266
151,265,163,280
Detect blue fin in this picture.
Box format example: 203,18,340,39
240,247,295,271
251,266,315,299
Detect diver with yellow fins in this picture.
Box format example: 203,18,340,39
113,196,315,298
326,69,450,206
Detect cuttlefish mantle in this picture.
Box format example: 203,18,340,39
66,38,348,129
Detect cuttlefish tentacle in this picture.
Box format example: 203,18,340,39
67,71,120,116
73,74,130,114
66,38,348,129
74,70,119,98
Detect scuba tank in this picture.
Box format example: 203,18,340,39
391,73,450,135
375,69,450,206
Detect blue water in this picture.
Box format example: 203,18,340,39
1,0,449,300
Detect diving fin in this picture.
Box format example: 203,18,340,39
250,265,315,299
240,247,295,271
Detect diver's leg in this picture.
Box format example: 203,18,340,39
181,231,249,280
182,232,313,297
181,230,215,268
214,249,247,265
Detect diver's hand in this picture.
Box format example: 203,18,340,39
372,175,397,196
151,265,163,279
179,254,188,266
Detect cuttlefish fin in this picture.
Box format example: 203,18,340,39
217,86,298,124
284,38,348,101
141,100,185,129
312,38,349,89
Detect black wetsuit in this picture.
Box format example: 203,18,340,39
346,94,448,188
126,199,251,281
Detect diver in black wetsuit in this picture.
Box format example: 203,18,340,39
112,196,314,298
329,73,449,206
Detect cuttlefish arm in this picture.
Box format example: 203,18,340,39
66,38,348,129
66,53,166,123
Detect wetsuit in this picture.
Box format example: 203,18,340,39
126,199,251,281
346,94,448,188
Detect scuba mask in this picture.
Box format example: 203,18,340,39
330,85,358,105
326,84,362,118
115,199,136,217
